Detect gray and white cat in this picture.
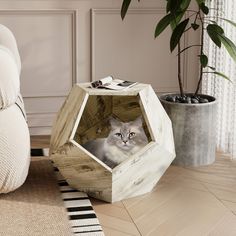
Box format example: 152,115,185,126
83,116,148,168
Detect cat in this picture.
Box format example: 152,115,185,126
82,116,148,169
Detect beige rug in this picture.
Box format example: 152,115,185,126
0,157,72,236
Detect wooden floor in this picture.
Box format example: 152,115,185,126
32,136,236,236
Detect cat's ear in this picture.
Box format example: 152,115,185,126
132,116,143,127
109,116,121,129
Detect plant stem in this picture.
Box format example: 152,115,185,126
177,44,201,55
184,26,192,33
194,10,204,96
178,42,184,97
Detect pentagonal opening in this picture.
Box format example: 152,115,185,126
72,95,152,169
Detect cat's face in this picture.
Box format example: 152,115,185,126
107,116,148,152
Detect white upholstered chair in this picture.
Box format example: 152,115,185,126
0,24,30,193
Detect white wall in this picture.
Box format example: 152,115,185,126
0,0,200,135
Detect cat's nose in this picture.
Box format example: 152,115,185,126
123,140,128,144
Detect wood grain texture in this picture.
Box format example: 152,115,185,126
50,83,175,202
75,95,112,143
94,154,236,236
78,83,144,96
139,85,175,154
32,136,236,236
51,141,112,202
112,142,175,202
49,86,88,155
30,135,50,148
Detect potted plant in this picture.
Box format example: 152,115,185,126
121,0,236,166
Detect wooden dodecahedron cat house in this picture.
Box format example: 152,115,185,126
49,83,175,203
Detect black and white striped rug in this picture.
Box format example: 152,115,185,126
31,149,104,236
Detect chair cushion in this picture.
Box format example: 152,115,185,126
0,104,30,193
0,24,21,73
0,46,20,109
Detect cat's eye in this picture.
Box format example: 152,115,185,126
115,133,122,137
129,132,135,138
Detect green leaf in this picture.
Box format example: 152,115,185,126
200,3,209,15
121,0,132,20
206,24,223,48
218,34,236,62
200,54,208,67
155,14,172,38
208,24,224,34
220,18,236,28
213,71,232,82
170,11,185,30
191,23,199,30
167,0,182,13
168,0,190,29
180,0,191,10
170,18,189,52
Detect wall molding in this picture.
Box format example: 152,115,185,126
27,113,56,128
0,9,78,98
91,8,189,92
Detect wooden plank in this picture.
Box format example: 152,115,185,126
78,83,145,96
139,85,175,155
51,141,112,202
75,118,111,145
50,85,88,154
92,201,133,222
31,135,50,148
222,200,236,213
112,96,142,122
95,212,141,236
75,95,112,135
112,142,175,202
102,226,135,236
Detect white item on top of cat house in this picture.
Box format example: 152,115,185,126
49,83,176,203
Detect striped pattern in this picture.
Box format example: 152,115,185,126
54,165,105,236
32,148,104,236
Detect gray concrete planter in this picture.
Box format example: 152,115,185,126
159,93,217,167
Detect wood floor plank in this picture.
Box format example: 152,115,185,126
31,135,50,148
149,207,229,236
177,167,236,187
131,188,230,235
221,200,236,213
205,186,236,203
111,201,125,208
96,212,141,236
203,181,236,193
123,184,182,221
92,202,133,222
102,226,134,236
32,136,236,236
207,212,236,236
162,174,209,192
91,198,125,208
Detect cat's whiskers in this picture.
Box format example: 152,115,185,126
83,116,148,168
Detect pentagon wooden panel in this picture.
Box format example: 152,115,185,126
51,141,112,202
139,85,175,154
74,95,112,144
50,86,88,154
112,142,175,202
